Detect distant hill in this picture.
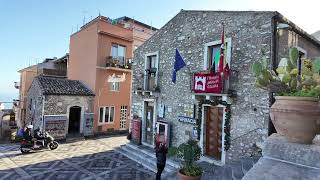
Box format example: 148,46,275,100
313,30,320,41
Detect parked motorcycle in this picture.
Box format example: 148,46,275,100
20,132,59,153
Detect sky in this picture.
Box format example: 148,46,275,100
0,0,320,108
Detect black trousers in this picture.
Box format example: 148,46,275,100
156,164,165,180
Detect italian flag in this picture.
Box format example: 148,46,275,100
219,25,226,73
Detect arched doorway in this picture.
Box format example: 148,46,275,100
68,106,81,134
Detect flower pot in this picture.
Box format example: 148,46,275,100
270,96,320,144
178,170,201,180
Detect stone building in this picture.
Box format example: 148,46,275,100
26,76,95,139
130,10,320,165
15,54,68,128
0,109,16,140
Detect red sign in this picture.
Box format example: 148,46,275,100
131,119,142,145
192,72,222,93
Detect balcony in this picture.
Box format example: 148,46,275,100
134,71,160,97
105,56,132,70
14,82,20,89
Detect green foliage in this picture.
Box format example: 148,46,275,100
281,88,320,97
252,62,262,76
289,47,299,65
313,58,320,73
181,165,203,177
168,139,203,177
252,48,320,97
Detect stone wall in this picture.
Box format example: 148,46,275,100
26,79,44,129
132,10,274,162
278,29,320,62
44,95,94,115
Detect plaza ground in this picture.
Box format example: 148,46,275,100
0,136,155,180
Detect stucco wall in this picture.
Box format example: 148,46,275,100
94,69,131,133
132,10,274,162
68,21,98,91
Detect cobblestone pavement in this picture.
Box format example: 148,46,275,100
0,136,155,180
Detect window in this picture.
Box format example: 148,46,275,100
204,39,231,72
120,106,128,129
9,114,16,126
207,44,221,72
99,106,115,123
99,107,104,123
144,52,158,91
111,44,126,65
110,82,120,91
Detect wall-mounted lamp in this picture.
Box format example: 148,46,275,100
277,23,290,30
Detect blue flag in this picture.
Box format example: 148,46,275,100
172,49,186,83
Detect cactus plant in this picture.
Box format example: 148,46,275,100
252,47,320,97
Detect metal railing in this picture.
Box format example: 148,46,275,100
106,56,132,69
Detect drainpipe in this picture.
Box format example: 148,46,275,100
268,14,278,136
41,96,45,132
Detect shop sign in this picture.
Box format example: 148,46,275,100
83,113,94,136
44,115,67,140
132,118,142,145
192,127,198,139
192,72,222,93
108,73,126,82
178,116,196,125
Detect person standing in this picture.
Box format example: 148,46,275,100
155,143,168,180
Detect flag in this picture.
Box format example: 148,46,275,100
224,63,230,79
214,49,220,70
210,61,216,73
172,49,186,83
219,25,226,73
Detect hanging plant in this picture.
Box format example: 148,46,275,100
224,104,231,151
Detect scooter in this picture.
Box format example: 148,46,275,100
20,132,59,153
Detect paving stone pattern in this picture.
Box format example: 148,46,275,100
118,143,260,180
0,136,155,180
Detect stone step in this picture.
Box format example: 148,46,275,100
116,147,158,173
241,158,254,174
222,166,233,180
124,144,177,172
229,163,244,180
125,143,180,169
117,144,177,174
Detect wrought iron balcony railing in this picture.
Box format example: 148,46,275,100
106,56,132,69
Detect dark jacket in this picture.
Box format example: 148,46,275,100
156,146,168,166
23,129,32,141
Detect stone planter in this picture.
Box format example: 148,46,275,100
270,96,320,144
178,170,201,180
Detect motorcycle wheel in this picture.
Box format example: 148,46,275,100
49,141,59,150
20,148,31,153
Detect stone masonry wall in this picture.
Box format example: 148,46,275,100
278,29,320,62
132,10,274,162
26,79,44,129
44,95,94,115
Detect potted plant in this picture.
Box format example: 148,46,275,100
252,47,320,144
168,139,203,180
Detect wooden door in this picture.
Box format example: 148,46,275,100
205,107,223,160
